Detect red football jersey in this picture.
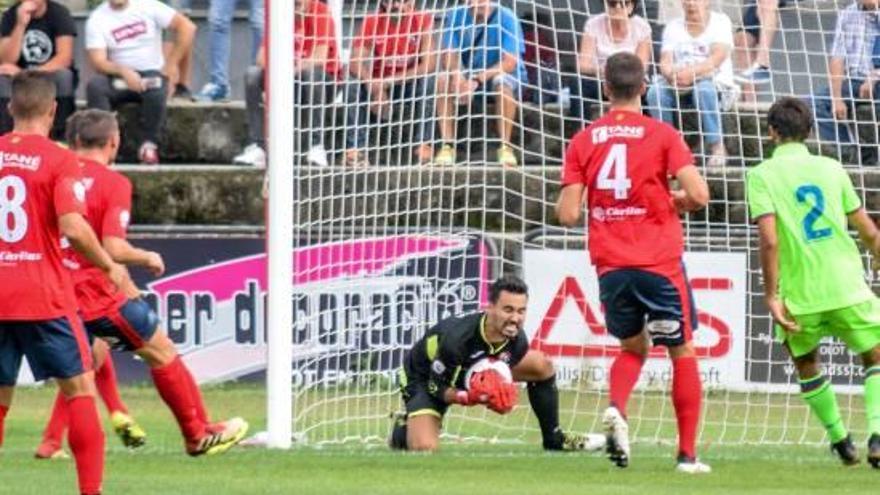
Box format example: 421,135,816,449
65,158,131,321
292,0,340,76
562,109,693,273
352,11,433,78
0,133,85,320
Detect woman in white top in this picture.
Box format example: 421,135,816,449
646,0,733,167
575,0,651,120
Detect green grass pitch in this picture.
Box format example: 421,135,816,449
0,384,877,494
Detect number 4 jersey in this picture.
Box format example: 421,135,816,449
0,133,85,320
746,142,873,315
562,109,693,274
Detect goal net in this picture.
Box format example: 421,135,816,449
285,0,875,448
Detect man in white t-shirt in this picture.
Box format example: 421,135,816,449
85,0,195,165
646,0,733,167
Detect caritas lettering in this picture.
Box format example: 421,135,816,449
591,205,647,222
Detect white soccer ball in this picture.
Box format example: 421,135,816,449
465,358,513,390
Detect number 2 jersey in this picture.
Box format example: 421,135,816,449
562,109,694,275
746,142,873,315
64,157,131,321
0,133,85,320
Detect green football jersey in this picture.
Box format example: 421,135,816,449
746,143,874,315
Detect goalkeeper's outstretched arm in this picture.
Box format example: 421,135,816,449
103,236,165,277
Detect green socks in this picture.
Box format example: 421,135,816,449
800,375,848,443
865,366,880,435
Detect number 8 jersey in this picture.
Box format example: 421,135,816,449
0,133,85,319
746,142,874,315
562,109,694,274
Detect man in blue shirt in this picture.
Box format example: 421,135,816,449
434,0,526,167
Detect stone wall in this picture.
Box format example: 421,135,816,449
124,165,880,227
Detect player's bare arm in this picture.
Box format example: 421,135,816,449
847,208,880,264
103,236,165,277
756,214,798,332
673,165,710,213
59,212,137,297
556,183,585,227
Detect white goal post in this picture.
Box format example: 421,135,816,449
269,0,877,449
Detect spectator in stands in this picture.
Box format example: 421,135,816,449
733,0,785,101
343,0,436,167
193,0,264,102
811,0,880,164
234,0,339,167
522,11,564,108
0,0,76,140
647,0,733,167
434,0,527,167
576,0,651,120
85,0,196,165
163,6,195,99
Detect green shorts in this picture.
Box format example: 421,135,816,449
776,298,880,358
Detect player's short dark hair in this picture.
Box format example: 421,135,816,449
604,52,644,101
767,97,813,143
64,112,81,145
10,70,56,120
488,275,528,304
67,109,118,149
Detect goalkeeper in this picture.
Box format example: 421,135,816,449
390,275,600,452
748,96,880,467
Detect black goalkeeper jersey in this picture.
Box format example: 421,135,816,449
402,312,529,401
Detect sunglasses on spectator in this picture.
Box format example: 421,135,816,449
607,0,633,7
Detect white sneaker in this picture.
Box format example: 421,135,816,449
307,144,329,167
602,406,630,468
233,144,266,168
676,458,712,474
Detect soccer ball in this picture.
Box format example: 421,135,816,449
465,358,513,390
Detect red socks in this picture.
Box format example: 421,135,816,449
181,365,209,424
0,404,8,447
671,355,702,459
43,353,127,451
66,396,104,495
150,356,206,441
608,351,645,416
41,390,69,448
95,353,126,415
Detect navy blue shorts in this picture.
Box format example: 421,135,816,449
741,4,761,40
85,298,159,351
599,266,698,347
0,313,93,385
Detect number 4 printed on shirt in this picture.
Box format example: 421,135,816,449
597,143,631,200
